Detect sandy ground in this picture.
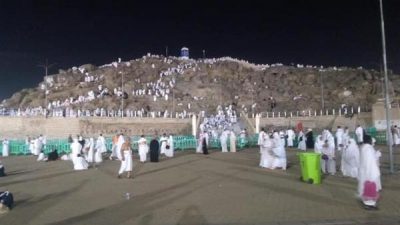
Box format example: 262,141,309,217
1,146,400,225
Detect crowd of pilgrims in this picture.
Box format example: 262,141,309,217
255,124,382,209
0,123,383,211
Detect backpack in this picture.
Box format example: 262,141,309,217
0,191,14,209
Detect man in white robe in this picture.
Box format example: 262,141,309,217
229,131,236,152
297,130,306,151
2,139,9,157
33,137,43,156
159,133,169,155
70,138,88,170
260,132,275,169
116,133,125,160
358,136,381,209
318,136,336,175
138,135,148,162
165,134,174,157
96,134,107,154
86,137,95,164
355,125,364,145
196,132,205,153
220,130,229,153
272,132,287,170
286,128,295,147
341,138,359,178
335,126,344,151
258,128,266,151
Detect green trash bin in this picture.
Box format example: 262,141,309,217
298,152,322,185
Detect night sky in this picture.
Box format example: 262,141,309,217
0,0,399,100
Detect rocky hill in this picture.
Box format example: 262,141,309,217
3,54,399,115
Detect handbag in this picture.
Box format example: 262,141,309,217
321,154,329,160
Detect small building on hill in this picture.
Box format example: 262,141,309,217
180,47,189,59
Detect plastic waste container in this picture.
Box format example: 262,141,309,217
298,152,321,184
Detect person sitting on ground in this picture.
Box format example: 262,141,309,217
0,191,13,214
48,149,59,161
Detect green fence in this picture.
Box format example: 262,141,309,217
0,128,389,156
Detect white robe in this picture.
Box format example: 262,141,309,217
286,129,295,147
259,134,275,169
29,140,35,155
341,139,359,178
229,132,236,152
165,136,174,157
119,150,133,174
160,136,168,155
37,152,47,161
87,138,95,163
358,144,381,205
220,131,228,153
96,136,107,153
355,126,364,144
116,135,125,160
297,131,306,151
320,137,336,175
71,141,88,170
2,140,9,157
138,137,148,162
272,135,287,170
335,128,344,151
33,139,42,156
196,133,205,153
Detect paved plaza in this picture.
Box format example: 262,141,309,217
1,146,400,225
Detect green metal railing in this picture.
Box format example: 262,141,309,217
0,128,388,156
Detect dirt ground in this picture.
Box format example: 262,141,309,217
1,147,400,225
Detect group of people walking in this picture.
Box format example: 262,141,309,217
257,125,382,210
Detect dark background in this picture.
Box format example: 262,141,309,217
0,0,399,100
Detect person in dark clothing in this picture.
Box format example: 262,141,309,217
202,137,208,155
149,136,160,162
305,128,314,149
0,160,5,177
67,134,73,144
48,149,59,161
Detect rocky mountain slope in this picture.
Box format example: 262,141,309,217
3,54,399,115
